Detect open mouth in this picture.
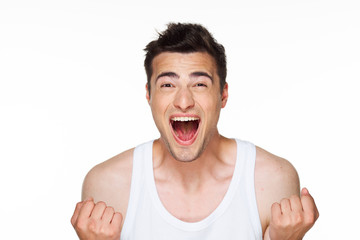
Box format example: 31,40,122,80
170,116,200,144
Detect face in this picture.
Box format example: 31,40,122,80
146,52,228,162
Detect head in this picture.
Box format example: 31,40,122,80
144,23,228,162
144,23,227,97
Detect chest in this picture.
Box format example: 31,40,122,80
155,179,232,222
122,176,263,240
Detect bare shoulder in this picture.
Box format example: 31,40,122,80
82,148,134,214
254,146,300,231
255,146,300,196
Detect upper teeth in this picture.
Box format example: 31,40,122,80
171,117,199,122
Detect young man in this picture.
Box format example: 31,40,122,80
71,23,319,240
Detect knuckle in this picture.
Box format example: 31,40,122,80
305,211,316,224
85,200,95,208
99,225,109,235
293,211,304,223
280,198,289,205
107,228,117,238
70,214,77,226
273,217,282,226
95,201,106,209
106,206,115,213
98,225,116,238
314,207,320,218
96,201,107,208
271,202,279,209
290,194,300,201
70,217,76,226
282,217,291,228
74,219,87,230
272,213,283,226
88,218,98,232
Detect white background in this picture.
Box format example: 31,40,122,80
1,0,359,239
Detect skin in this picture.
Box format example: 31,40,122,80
71,52,319,239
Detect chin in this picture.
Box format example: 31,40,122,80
163,138,206,163
170,149,201,163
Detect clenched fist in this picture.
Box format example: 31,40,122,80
71,198,123,240
266,188,319,240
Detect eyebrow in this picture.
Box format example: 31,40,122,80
155,72,179,83
155,71,213,83
190,71,213,82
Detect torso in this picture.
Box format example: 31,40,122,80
152,138,237,222
154,167,234,222
83,138,299,236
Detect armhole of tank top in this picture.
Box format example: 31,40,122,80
120,143,146,239
246,142,263,239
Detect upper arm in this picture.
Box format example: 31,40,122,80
255,147,300,234
81,165,113,202
81,148,134,213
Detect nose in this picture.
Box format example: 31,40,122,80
173,87,195,111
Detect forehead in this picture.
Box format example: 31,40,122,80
151,52,217,78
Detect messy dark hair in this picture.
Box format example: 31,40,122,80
144,23,227,95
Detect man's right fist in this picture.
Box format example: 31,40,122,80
71,198,123,240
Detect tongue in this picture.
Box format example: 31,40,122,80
173,121,198,141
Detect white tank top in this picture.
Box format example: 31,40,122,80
120,139,263,240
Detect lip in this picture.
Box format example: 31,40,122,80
169,114,201,146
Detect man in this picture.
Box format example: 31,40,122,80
71,23,319,240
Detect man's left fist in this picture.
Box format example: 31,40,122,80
269,188,319,240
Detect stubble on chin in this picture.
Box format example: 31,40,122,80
162,135,212,163
170,148,201,163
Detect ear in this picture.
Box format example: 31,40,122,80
221,83,228,108
146,83,151,103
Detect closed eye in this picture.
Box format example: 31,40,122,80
195,83,207,87
161,83,174,88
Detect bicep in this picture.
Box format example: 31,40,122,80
81,167,101,201
257,153,300,201
271,159,300,199
81,164,114,202
255,148,301,231
79,152,133,213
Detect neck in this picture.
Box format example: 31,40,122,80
153,133,235,192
